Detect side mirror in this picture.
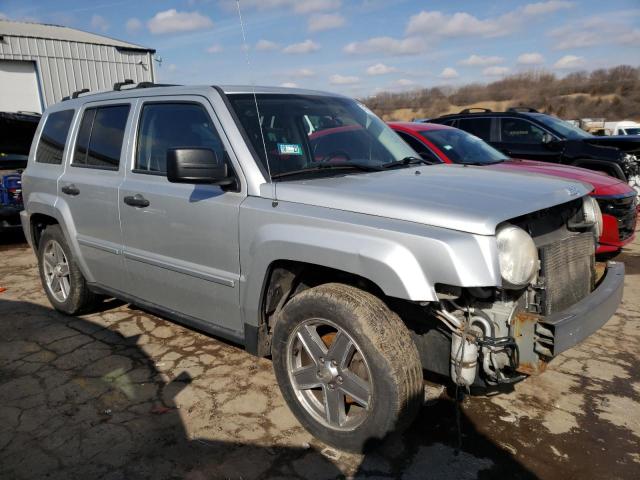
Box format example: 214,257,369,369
166,148,233,185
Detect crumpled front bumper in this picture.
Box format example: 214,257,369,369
534,261,625,357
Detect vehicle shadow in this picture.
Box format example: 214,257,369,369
0,298,536,479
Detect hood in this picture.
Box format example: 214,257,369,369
491,159,633,196
583,135,640,154
273,164,591,235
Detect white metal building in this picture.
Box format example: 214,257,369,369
0,19,155,113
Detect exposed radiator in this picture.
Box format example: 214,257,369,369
539,232,595,315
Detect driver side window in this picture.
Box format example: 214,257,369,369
135,102,226,174
500,118,545,144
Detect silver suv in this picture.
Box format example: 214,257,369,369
21,84,624,452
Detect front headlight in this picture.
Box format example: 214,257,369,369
496,224,539,288
584,196,603,238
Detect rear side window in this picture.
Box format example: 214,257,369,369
73,105,130,169
457,118,492,141
36,110,75,165
135,103,226,174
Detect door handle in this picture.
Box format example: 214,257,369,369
123,194,150,208
61,184,80,196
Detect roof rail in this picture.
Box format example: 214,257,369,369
507,106,539,113
113,79,135,91
72,88,89,99
113,80,179,91
459,107,492,114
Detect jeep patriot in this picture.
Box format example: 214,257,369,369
21,84,624,452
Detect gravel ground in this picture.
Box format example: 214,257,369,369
0,228,638,479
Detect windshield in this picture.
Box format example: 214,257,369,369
532,114,592,140
419,128,507,164
227,94,417,180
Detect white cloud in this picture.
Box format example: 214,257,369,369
308,13,345,32
439,67,459,79
220,0,341,14
125,18,143,34
550,14,640,50
523,1,573,15
255,39,279,51
458,54,504,66
206,44,223,54
344,36,424,55
366,63,398,75
517,52,545,65
329,74,359,85
292,68,315,77
280,82,298,88
282,39,320,54
483,66,510,76
553,55,586,69
406,2,573,39
147,9,213,34
90,14,109,32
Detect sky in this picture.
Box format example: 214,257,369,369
1,0,639,97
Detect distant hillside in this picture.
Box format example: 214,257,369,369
362,65,640,122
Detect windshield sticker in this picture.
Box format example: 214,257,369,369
443,145,453,150
277,143,303,155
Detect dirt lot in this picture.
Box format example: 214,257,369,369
1,228,639,480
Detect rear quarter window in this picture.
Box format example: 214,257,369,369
457,117,492,141
36,110,75,165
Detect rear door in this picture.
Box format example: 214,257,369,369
495,117,559,162
58,101,131,288
118,96,244,335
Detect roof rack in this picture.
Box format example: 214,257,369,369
507,106,539,113
113,79,135,91
61,88,90,101
113,79,179,91
459,107,492,114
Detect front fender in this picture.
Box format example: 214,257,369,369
239,198,501,327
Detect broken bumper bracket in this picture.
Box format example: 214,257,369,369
535,261,625,357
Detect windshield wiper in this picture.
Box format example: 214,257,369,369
461,159,506,166
381,156,432,169
270,162,382,180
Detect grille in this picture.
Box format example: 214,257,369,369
539,233,595,315
597,195,638,241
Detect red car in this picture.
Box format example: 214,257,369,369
389,122,638,254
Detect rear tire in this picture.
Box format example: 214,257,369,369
37,224,97,314
272,283,423,452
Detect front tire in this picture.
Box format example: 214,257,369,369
37,224,97,314
272,283,423,452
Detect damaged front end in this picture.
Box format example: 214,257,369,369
412,196,625,389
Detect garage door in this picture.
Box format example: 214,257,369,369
0,60,43,114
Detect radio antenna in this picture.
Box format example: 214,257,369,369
235,0,274,193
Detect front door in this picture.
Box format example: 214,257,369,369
118,98,244,335
495,117,559,162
